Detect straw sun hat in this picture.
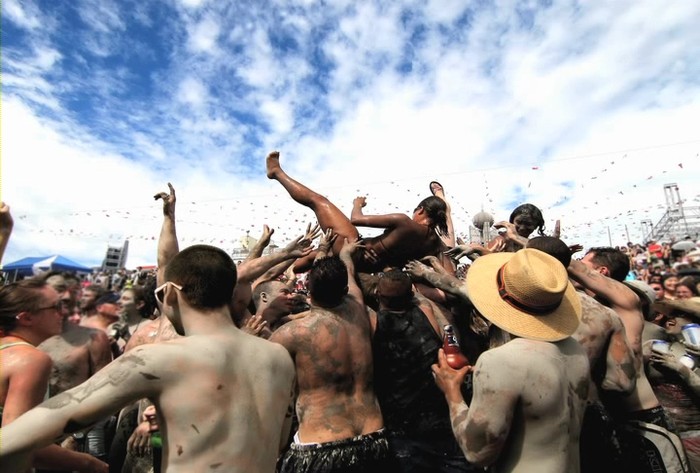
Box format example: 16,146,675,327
466,248,582,342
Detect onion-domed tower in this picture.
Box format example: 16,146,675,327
472,210,494,243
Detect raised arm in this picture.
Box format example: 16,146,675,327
600,315,637,394
649,350,700,396
240,224,320,285
493,221,528,249
314,228,338,262
0,202,14,265
567,260,639,312
245,225,274,261
0,348,163,470
154,183,178,286
338,237,365,304
350,196,412,229
406,260,470,302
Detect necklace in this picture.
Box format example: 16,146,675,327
1,333,35,346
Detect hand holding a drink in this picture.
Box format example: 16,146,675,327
432,349,473,403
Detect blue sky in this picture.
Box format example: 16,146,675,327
2,0,699,268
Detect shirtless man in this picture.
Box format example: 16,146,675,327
0,244,296,473
249,279,295,338
79,285,105,319
520,237,636,472
37,274,114,468
568,246,688,472
266,151,449,273
0,279,108,472
433,249,589,472
38,275,113,397
271,239,391,472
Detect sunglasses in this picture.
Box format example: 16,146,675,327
154,282,183,304
16,300,64,320
34,300,65,313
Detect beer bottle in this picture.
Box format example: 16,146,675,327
443,324,469,369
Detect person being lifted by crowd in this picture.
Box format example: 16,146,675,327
266,150,449,274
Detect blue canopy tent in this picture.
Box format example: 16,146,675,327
2,255,93,281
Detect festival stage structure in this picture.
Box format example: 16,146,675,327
642,183,700,243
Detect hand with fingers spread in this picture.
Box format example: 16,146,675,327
649,350,686,374
494,221,519,243
317,228,339,257
445,243,483,261
284,228,318,259
300,223,322,246
489,237,506,253
568,244,584,255
339,237,365,265
241,315,267,337
153,182,176,218
405,259,432,280
419,255,448,275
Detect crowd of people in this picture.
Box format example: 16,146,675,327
1,152,699,473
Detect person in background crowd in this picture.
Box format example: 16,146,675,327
0,279,108,472
37,273,113,470
676,278,700,299
645,298,700,472
663,274,680,301
79,284,106,319
569,246,689,472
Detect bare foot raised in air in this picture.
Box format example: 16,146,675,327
429,181,445,200
266,151,282,179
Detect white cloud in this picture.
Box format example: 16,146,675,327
2,0,700,270
76,0,126,33
2,0,42,29
176,76,209,108
187,16,222,53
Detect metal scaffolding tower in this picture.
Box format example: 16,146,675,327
643,183,700,243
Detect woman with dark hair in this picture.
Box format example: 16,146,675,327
508,203,546,237
676,278,700,299
447,203,548,261
267,151,449,273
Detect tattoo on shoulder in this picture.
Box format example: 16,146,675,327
44,353,149,410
